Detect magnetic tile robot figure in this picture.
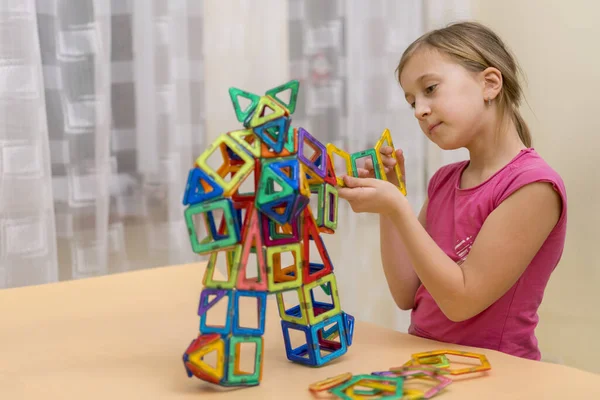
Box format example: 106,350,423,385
181,80,405,387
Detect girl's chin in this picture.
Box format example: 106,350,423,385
423,127,467,151
433,137,464,151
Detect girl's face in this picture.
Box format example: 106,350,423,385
400,47,489,150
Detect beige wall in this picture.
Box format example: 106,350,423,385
472,0,600,373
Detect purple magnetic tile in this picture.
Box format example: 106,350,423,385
298,127,326,178
198,288,228,317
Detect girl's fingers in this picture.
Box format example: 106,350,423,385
354,147,407,182
381,156,396,167
357,168,371,178
395,148,405,162
395,149,406,177
379,146,393,156
374,146,397,168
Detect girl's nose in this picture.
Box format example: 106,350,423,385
414,101,431,120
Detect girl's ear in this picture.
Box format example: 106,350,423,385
481,67,502,101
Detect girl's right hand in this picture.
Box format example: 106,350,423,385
357,146,406,188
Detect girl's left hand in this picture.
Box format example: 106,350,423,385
337,175,405,216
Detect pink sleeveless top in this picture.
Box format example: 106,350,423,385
408,148,567,360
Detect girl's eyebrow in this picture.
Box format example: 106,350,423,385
417,73,438,82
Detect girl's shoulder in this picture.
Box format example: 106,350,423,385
426,148,567,218
494,148,567,203
493,148,567,224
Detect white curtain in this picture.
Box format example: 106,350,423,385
0,0,470,333
282,0,471,331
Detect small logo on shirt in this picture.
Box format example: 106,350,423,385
455,236,474,265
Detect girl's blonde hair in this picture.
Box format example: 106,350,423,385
396,21,531,147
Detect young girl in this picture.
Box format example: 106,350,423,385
337,21,567,361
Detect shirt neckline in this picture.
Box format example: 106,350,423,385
456,148,535,192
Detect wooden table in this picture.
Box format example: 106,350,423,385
1,262,598,399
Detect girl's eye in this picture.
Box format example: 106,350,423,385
425,84,438,94
410,102,415,109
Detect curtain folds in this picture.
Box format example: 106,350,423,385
0,0,470,333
